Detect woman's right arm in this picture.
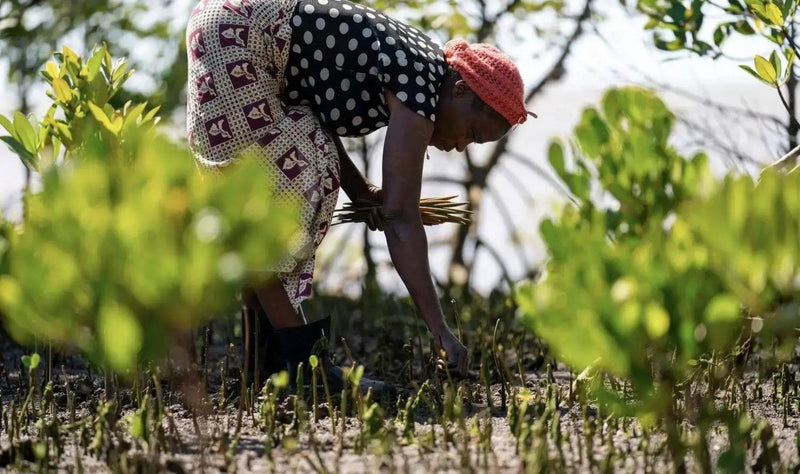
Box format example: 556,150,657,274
380,90,468,375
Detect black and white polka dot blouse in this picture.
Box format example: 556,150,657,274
283,0,448,137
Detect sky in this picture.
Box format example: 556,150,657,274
0,0,789,295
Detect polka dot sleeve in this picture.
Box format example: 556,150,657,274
283,0,448,136
375,19,447,120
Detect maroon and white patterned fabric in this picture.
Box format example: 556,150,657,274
187,0,340,309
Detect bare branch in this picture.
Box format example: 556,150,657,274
523,0,593,105
484,186,534,271
473,238,515,290
423,176,467,186
504,151,579,205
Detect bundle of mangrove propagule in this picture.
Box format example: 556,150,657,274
333,196,472,226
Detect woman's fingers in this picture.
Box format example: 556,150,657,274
367,207,383,231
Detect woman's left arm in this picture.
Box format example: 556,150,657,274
331,135,378,201
331,134,384,230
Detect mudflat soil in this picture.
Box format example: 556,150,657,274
1,319,798,473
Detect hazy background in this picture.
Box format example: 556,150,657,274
0,0,788,296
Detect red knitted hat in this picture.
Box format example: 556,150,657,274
444,39,536,126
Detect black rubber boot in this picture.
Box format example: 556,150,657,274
273,316,389,395
241,289,284,390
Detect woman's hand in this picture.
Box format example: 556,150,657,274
353,184,384,231
433,327,469,377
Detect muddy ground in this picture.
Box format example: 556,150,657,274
1,311,799,473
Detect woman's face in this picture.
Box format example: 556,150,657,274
430,80,510,152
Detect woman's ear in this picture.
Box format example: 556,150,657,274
452,79,474,99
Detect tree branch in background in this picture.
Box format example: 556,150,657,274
504,151,578,204
444,0,594,290
484,186,533,272
473,238,515,290
776,83,800,129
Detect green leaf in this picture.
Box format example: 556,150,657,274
765,2,783,24
785,49,796,82
769,50,782,79
142,106,161,124
739,64,768,83
705,294,741,324
644,303,670,339
62,45,79,65
111,63,130,85
51,136,62,161
713,24,728,46
271,371,289,389
88,103,120,134
52,77,73,103
86,49,105,81
129,409,145,440
21,353,41,371
0,114,14,136
728,0,746,13
13,111,38,153
754,55,778,83
0,136,36,169
99,301,142,372
780,0,793,19
746,0,768,17
548,141,567,176
732,20,755,34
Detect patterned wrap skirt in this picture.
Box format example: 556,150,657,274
186,0,341,309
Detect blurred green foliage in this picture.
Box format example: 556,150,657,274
687,168,800,315
518,88,727,419
516,87,800,431
546,87,715,241
635,0,797,90
0,45,152,172
354,0,566,40
0,0,184,113
0,46,298,373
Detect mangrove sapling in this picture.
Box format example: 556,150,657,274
752,420,782,473
551,405,567,471
479,355,492,413
583,404,597,469
689,427,712,474
316,353,337,434
151,372,169,453
360,398,389,454
18,353,41,430
339,383,347,446
601,437,615,474
237,307,251,436
310,355,320,423
219,350,228,409
397,382,426,443
290,365,309,437
200,324,211,391
492,320,509,412
401,341,414,384
303,426,332,474
524,404,551,474
781,363,791,428
413,320,429,382
166,411,185,453
223,431,241,472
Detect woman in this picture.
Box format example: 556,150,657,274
186,0,534,389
